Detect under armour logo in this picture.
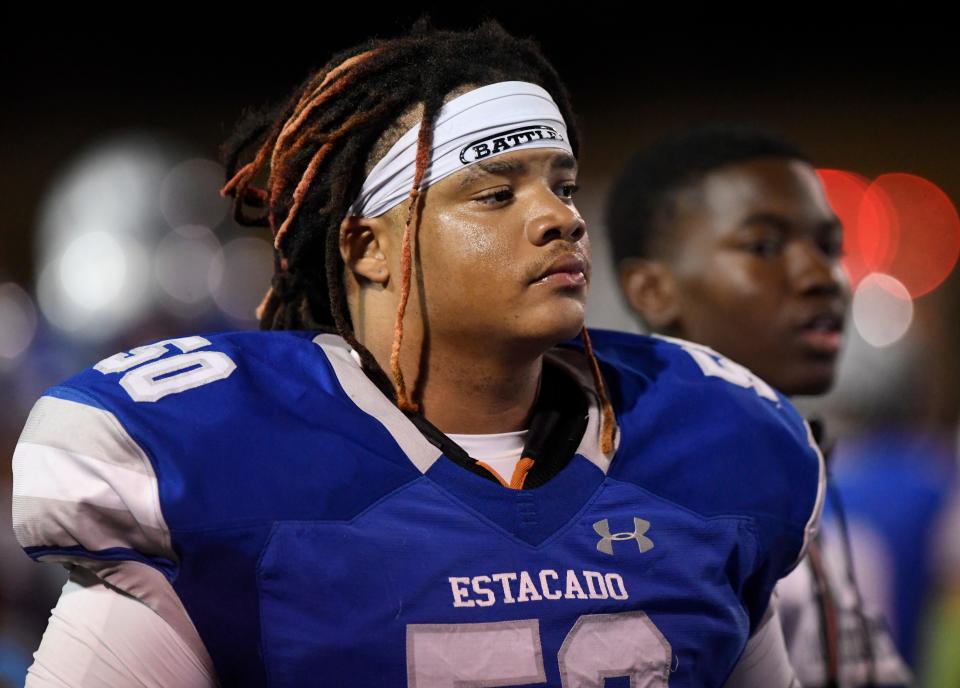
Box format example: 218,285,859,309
593,518,654,555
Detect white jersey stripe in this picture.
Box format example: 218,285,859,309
12,395,174,561
13,442,164,531
791,419,827,572
13,496,171,559
19,395,153,474
313,334,442,474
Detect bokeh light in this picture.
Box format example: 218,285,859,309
856,180,900,276
816,169,872,288
209,237,274,322
819,169,960,298
0,283,38,361
852,272,913,348
33,134,187,341
59,231,128,311
863,173,960,298
155,225,223,317
159,158,231,230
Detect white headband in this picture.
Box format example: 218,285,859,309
348,80,573,218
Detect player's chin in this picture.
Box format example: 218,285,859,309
524,299,587,344
777,358,840,397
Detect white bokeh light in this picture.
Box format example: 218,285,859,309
852,272,914,348
36,135,176,250
209,237,274,321
0,283,38,360
159,158,230,230
155,225,223,316
38,236,150,339
37,261,84,334
59,231,127,310
34,134,186,341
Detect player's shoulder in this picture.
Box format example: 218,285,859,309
12,329,420,558
564,328,824,529
16,329,365,479
564,327,801,434
50,329,320,406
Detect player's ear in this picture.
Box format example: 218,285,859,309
618,257,681,332
339,215,391,286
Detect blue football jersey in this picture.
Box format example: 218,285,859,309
12,328,824,687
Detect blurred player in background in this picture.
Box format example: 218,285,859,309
14,22,824,687
607,122,914,687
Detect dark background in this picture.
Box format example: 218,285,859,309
4,17,958,286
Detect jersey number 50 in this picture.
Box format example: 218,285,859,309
407,610,671,687
94,336,235,402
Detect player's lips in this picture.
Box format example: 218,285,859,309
794,309,845,356
530,254,588,287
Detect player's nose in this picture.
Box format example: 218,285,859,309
787,237,846,299
524,188,586,246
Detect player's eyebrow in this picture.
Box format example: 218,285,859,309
740,212,791,233
741,212,843,235
456,152,577,190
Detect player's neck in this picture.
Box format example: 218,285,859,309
415,347,543,435
359,330,543,435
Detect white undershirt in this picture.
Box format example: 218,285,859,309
447,429,528,484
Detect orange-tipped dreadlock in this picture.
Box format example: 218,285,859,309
389,110,435,412
580,327,617,455
218,18,583,412
273,49,383,160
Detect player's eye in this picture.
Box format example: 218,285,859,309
474,187,514,205
819,238,846,259
557,182,579,200
745,238,783,258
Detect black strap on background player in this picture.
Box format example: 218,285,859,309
808,417,878,688
404,358,589,489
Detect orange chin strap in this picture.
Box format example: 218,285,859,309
477,457,536,491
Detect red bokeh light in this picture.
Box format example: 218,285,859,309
816,169,872,288
817,170,959,297
864,173,960,298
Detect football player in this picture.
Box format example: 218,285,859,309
607,123,913,687
14,22,823,687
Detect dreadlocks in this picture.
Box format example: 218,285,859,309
219,18,617,454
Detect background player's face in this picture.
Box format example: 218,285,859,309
633,157,848,395
401,147,589,353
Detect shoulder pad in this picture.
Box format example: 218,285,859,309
569,328,825,569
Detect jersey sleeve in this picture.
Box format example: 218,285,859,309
689,347,827,631
11,385,216,680
12,389,174,573
740,402,827,630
